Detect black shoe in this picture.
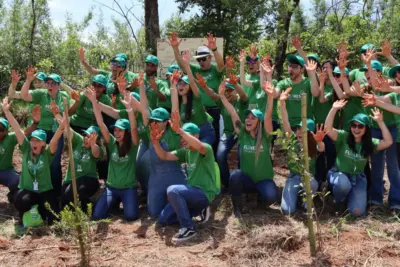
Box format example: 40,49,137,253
232,196,243,218
198,206,210,224
172,228,197,242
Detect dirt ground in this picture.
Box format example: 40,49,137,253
0,148,400,267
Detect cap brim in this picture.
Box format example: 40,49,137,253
149,117,164,121
29,136,46,141
193,54,211,59
389,66,400,79
287,55,303,66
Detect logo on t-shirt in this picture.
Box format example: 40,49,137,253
288,90,305,100
186,163,196,173
344,149,364,161
28,159,44,172
243,144,264,153
0,146,4,154
111,152,129,163
83,106,93,114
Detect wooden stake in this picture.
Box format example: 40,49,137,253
301,93,316,256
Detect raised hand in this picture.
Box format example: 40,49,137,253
239,49,246,63
305,60,317,72
317,69,327,83
195,73,207,88
150,122,164,143
262,80,275,97
129,78,139,89
375,75,391,92
89,132,98,146
311,124,329,143
332,99,348,110
218,81,226,96
1,97,12,112
291,35,302,50
149,76,157,90
204,33,217,51
10,70,21,84
120,91,132,110
169,110,181,133
351,81,364,97
85,87,97,103
362,93,377,107
168,32,182,48
228,73,239,85
338,42,353,60
170,69,181,86
261,61,274,76
50,100,59,116
116,76,127,94
79,47,85,61
280,87,292,101
361,47,376,65
336,57,349,71
370,107,383,123
58,114,67,131
25,66,37,82
249,44,258,59
138,72,145,86
225,56,235,70
71,90,80,103
31,105,41,123
377,40,392,57
181,49,191,65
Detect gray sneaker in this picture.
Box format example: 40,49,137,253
172,228,197,242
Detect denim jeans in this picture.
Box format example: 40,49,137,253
158,185,209,229
315,136,336,184
229,169,279,204
216,134,238,188
0,170,20,191
147,141,187,217
369,126,400,209
328,168,367,216
44,130,64,196
93,186,139,221
136,141,151,195
281,173,318,215
199,122,216,147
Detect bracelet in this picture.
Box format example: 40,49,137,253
126,108,133,113
212,48,218,52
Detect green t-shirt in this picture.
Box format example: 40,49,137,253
368,92,397,128
70,93,112,128
18,138,54,193
190,63,223,107
117,110,149,145
276,77,313,126
288,138,317,176
64,131,102,184
157,80,172,110
173,143,217,203
393,94,400,142
334,130,379,175
99,70,136,95
31,89,70,131
130,74,167,110
313,84,334,124
0,132,18,171
341,97,366,130
217,97,247,137
180,95,208,126
239,127,274,183
106,135,138,189
147,127,181,158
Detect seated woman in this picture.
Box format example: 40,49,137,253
324,100,392,216
87,86,140,222
220,80,278,217
279,88,325,215
151,111,217,242
2,97,64,225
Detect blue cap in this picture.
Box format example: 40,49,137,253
111,119,131,130
0,118,9,130
44,73,62,84
360,60,382,72
166,65,180,75
30,129,47,141
36,72,47,81
182,123,200,134
83,126,101,140
244,109,264,122
144,55,159,66
333,66,349,76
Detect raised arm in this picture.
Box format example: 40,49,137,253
21,66,36,102
228,73,248,102
68,90,81,116
49,115,66,155
279,88,293,135
326,65,346,99
79,48,100,75
325,100,347,141
61,82,74,94
1,98,25,145
120,90,139,146
98,102,120,120
195,73,219,102
86,87,111,143
376,40,399,66
291,36,308,63
225,56,235,75
219,82,241,135
148,76,166,101
262,81,274,135
24,105,40,136
239,49,252,88
317,70,329,103
150,122,179,161
8,70,21,99
168,32,185,70
370,108,393,151
204,33,224,72
137,72,151,126
170,70,181,113
181,49,200,97
88,132,101,159
310,124,327,153
305,59,320,97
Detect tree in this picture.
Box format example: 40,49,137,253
144,0,160,55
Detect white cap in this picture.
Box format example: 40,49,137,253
193,46,212,59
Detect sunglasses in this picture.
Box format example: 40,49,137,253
46,81,58,86
351,123,365,129
0,127,6,132
92,82,104,89
333,73,341,78
246,56,258,65
196,57,208,63
111,62,122,67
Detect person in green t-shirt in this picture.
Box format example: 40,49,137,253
61,126,103,212
87,87,140,222
280,89,325,215
152,110,217,243
220,81,278,217
159,64,181,113
2,98,64,225
171,50,216,146
324,100,392,216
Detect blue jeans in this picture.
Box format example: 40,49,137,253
147,141,187,217
199,122,216,146
136,141,151,195
229,169,279,204
369,127,400,209
158,185,209,229
281,173,318,215
328,168,367,216
0,170,20,191
93,187,139,221
45,130,63,196
216,134,238,188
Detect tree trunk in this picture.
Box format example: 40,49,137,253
29,0,36,65
144,0,160,55
274,0,300,80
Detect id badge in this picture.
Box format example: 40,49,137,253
33,181,39,191
77,164,82,172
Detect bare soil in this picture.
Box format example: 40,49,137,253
0,147,399,266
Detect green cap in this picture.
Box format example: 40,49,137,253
244,109,264,122
166,64,180,75
115,53,128,61
360,60,382,72
83,126,101,140
131,92,140,101
36,72,47,81
296,119,316,132
180,75,189,84
111,119,131,130
44,73,62,84
389,64,400,79
361,43,376,54
333,66,349,76
287,54,305,67
0,118,9,130
307,54,319,63
182,122,200,134
150,108,170,121
145,55,159,66
350,113,371,127
30,129,47,141
92,74,108,87
112,57,127,68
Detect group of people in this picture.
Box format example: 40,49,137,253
1,32,400,242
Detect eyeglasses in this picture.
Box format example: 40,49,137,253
46,81,58,86
92,83,104,89
111,62,122,68
177,81,187,86
196,57,208,63
333,73,341,78
351,123,365,129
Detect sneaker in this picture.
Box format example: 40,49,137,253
172,228,197,242
198,206,210,224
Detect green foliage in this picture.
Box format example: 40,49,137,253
274,129,305,175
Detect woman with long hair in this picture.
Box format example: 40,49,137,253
324,99,392,216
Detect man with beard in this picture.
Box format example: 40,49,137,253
275,55,320,128
168,32,224,152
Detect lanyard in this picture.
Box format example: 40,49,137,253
31,154,43,181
